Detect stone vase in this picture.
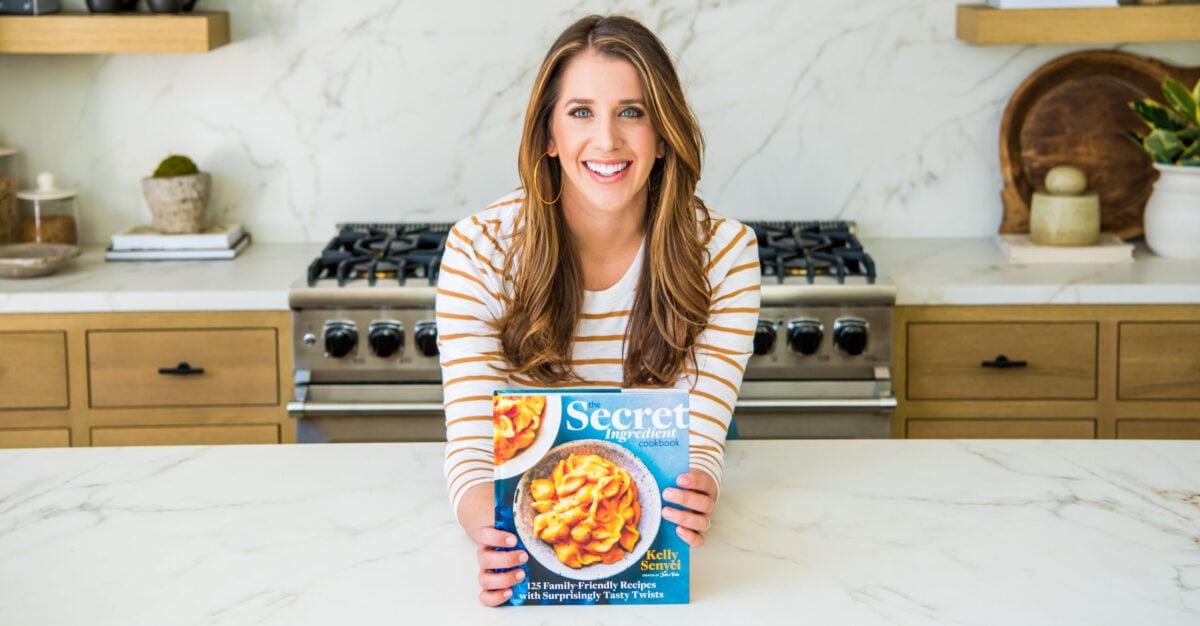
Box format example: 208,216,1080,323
1143,164,1200,259
142,172,210,234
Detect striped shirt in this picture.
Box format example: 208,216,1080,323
437,190,761,513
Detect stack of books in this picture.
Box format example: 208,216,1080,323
105,223,251,261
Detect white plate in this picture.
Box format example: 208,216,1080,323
0,243,80,278
513,439,662,581
495,395,561,480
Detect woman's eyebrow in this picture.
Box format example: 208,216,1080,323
562,98,646,107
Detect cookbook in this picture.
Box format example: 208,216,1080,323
493,388,690,605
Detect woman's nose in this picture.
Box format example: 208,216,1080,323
594,115,622,150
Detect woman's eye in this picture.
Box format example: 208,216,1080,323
570,108,591,118
619,108,643,118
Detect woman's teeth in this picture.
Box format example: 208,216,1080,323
585,161,630,176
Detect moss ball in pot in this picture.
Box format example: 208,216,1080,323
142,155,211,234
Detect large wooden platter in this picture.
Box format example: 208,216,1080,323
999,51,1200,239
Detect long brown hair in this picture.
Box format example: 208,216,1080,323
498,14,711,387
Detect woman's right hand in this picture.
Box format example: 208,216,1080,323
472,525,528,606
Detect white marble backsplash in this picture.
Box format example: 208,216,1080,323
2,1,1199,244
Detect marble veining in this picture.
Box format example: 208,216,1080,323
2,1,1200,244
0,440,1197,625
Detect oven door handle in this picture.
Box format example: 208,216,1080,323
735,397,897,410
287,402,444,415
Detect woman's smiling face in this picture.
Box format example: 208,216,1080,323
547,50,665,219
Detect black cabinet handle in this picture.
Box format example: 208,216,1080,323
158,362,205,375
981,355,1026,369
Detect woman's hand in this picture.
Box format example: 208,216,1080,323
458,483,527,606
662,470,717,547
471,525,528,606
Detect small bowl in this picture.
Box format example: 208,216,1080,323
0,243,81,278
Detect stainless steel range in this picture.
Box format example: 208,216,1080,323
287,221,896,442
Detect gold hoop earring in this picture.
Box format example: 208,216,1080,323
532,152,563,205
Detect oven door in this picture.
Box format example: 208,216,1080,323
287,383,446,443
732,378,896,439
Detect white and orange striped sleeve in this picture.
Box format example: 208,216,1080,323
436,214,510,514
684,219,761,490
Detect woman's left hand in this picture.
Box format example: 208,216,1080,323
662,470,717,547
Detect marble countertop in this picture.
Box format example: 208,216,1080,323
2,238,1199,312
867,239,1200,306
0,242,321,313
0,440,1197,625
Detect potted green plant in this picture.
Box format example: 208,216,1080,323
1127,76,1200,258
142,155,210,234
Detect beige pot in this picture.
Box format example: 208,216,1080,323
142,172,210,234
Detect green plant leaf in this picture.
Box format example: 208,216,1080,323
1180,127,1200,143
1162,78,1200,126
1145,128,1184,164
1193,77,1200,110
1130,99,1188,132
1179,138,1200,164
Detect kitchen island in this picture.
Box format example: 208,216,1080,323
1,440,1197,625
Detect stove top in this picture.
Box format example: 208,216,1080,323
306,223,453,287
749,221,875,285
301,220,878,291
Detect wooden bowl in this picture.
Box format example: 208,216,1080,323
999,51,1200,239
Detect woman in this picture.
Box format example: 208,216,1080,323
436,15,760,606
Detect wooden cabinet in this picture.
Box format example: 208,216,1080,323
907,322,1096,400
0,311,292,448
896,305,1200,440
89,329,278,408
0,331,68,409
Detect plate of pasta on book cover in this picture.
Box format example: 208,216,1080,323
513,439,662,581
494,393,561,480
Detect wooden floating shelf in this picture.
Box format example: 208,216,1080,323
0,11,229,54
957,4,1200,45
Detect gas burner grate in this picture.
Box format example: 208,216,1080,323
307,223,453,287
746,220,876,285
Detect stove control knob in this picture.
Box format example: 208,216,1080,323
786,319,824,355
368,321,404,358
833,318,868,356
753,321,777,355
324,322,358,358
302,333,317,347
414,321,439,357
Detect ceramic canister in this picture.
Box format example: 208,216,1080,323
1030,165,1100,246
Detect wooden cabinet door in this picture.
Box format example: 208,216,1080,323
1118,323,1200,400
907,322,1097,400
90,424,280,446
1116,419,1200,439
88,328,278,408
0,332,68,410
907,419,1096,439
0,428,71,448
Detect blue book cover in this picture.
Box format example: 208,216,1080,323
493,389,690,605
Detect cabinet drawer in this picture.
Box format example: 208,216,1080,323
907,322,1096,400
907,419,1096,439
1116,419,1200,440
1119,323,1200,400
88,329,278,408
0,332,68,409
91,424,280,446
0,428,71,448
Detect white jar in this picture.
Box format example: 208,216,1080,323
1143,164,1200,259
